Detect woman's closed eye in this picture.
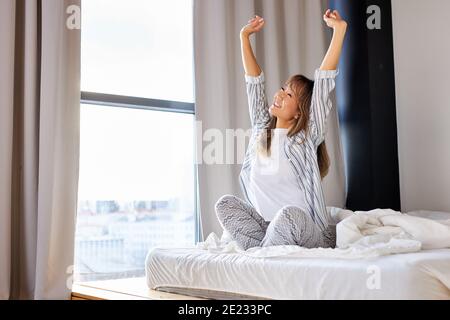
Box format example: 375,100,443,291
282,87,293,98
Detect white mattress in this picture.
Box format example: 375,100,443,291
146,247,450,300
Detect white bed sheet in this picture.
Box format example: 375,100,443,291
146,246,450,300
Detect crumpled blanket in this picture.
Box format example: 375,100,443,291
336,208,450,250
196,207,450,259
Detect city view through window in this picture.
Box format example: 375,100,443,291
75,0,196,282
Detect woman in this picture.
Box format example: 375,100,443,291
215,9,347,250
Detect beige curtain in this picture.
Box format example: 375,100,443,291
0,0,81,299
193,0,346,238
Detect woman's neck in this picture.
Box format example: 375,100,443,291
275,118,292,130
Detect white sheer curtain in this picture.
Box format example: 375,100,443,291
193,0,346,239
0,0,81,299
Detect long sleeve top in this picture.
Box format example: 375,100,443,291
239,69,339,236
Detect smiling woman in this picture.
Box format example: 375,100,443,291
214,10,347,250
268,84,304,129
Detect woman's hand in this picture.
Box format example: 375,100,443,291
240,15,265,38
323,9,347,30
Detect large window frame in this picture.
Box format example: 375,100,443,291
75,0,199,286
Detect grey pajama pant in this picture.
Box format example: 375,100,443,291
215,195,336,250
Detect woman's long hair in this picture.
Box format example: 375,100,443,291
259,75,330,180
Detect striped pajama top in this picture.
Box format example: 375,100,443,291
239,68,339,233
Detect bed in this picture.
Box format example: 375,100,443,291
145,209,450,300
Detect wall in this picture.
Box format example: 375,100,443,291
392,0,450,212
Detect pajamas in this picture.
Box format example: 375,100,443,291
240,70,339,234
221,69,339,250
215,195,336,250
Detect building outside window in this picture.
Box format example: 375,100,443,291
75,0,197,282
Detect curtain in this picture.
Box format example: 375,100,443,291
0,0,81,299
193,0,346,239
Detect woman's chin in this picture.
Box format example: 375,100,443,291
269,106,280,117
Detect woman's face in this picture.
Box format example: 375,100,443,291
269,84,299,121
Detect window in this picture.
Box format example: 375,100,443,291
75,0,197,282
81,0,194,102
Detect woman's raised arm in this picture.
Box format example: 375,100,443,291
240,16,271,129
308,10,347,146
240,16,265,77
320,10,347,71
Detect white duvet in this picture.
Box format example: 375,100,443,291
197,207,450,259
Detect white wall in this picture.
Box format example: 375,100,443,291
392,0,450,212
